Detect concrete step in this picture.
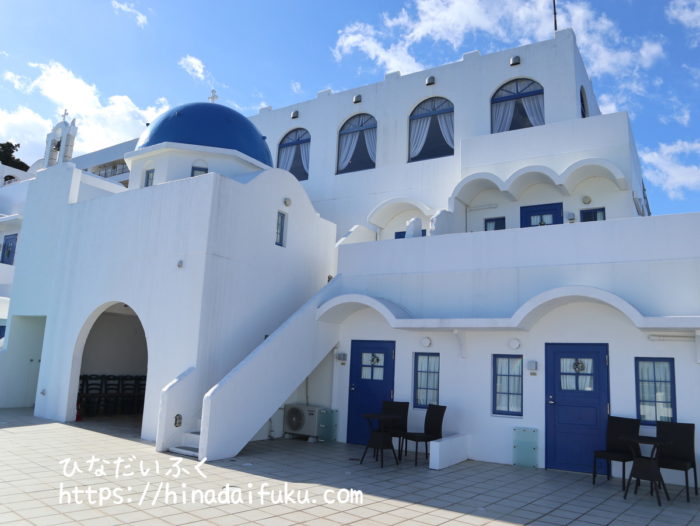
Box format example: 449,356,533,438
181,431,200,448
168,445,199,457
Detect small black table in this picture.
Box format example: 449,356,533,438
623,435,670,506
359,413,401,467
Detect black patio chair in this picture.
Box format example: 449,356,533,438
382,401,409,459
657,421,697,502
120,375,137,414
402,404,446,466
102,375,121,415
360,430,399,468
592,416,640,490
624,439,670,506
83,374,104,417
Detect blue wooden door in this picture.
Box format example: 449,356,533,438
1,234,17,265
520,203,563,228
545,343,609,472
347,340,395,444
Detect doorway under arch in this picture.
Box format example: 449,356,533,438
75,303,148,438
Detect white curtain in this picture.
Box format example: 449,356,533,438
491,100,516,133
277,145,295,171
437,111,454,149
363,127,377,163
299,141,310,173
521,93,545,126
337,131,360,171
578,375,594,391
409,116,431,158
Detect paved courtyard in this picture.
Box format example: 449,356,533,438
0,408,699,526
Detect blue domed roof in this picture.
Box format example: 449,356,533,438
135,102,272,166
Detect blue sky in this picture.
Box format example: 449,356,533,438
0,0,699,215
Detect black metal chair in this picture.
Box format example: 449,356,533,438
83,374,104,416
402,404,446,466
592,416,640,490
382,401,409,459
102,375,121,415
360,430,399,468
657,421,697,502
624,439,670,506
120,375,137,414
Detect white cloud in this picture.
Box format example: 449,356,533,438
683,63,700,86
291,81,302,94
333,0,664,82
0,51,8,57
659,96,691,126
333,21,424,74
3,71,28,90
0,106,52,163
639,41,665,69
666,0,700,46
2,61,168,159
640,140,700,199
598,93,620,114
178,55,206,81
111,1,148,28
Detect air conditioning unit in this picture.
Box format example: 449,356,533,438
283,404,337,441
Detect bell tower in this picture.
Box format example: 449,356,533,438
42,110,77,168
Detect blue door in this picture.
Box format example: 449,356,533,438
1,234,17,265
347,340,395,444
520,203,563,228
545,343,609,472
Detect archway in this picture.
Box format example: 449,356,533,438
75,303,148,437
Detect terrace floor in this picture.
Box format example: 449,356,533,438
1,408,699,526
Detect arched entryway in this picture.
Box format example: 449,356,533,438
75,302,148,438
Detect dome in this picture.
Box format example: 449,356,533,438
135,102,272,166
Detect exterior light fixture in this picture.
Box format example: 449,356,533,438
582,195,592,204
283,197,292,207
353,94,362,103
290,110,299,119
425,75,435,86
421,336,432,347
510,56,521,66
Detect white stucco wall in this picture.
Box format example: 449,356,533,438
328,301,699,484
250,29,642,238
337,213,700,320
1,160,336,446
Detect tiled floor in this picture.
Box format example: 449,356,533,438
1,408,699,526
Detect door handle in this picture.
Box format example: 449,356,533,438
547,400,556,405
350,384,356,392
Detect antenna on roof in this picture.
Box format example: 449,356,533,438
208,89,219,103
552,0,558,32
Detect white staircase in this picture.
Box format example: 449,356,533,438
168,419,201,457
198,283,341,461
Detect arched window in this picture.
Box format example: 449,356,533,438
491,78,544,133
277,128,310,181
580,86,589,118
409,97,454,162
337,114,376,174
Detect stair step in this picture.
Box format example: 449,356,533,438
169,445,199,457
181,431,201,448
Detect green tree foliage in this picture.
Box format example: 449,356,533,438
0,142,30,171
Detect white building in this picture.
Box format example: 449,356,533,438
0,29,698,482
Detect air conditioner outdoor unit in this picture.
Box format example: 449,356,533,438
283,404,337,441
